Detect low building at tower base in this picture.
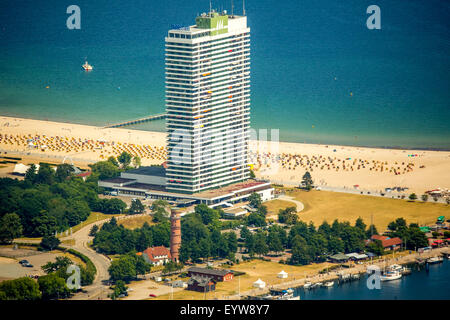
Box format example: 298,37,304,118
98,166,274,209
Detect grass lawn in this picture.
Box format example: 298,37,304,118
156,259,333,300
118,215,155,230
264,199,296,219
70,212,123,234
286,189,450,232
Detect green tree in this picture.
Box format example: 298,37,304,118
0,277,41,300
0,213,23,243
278,206,298,225
55,164,75,183
117,152,132,168
421,194,428,202
406,226,428,250
107,156,119,167
195,204,220,225
101,198,126,214
246,212,266,227
132,156,141,168
248,192,262,208
89,161,120,180
327,235,344,255
42,256,72,274
249,169,256,179
24,164,37,184
89,224,99,237
128,199,145,215
253,232,268,257
268,231,283,254
35,163,55,185
366,224,379,238
367,239,384,256
38,273,71,300
355,217,366,233
110,280,128,299
408,193,418,201
244,233,255,255
289,235,312,265
108,255,136,283
301,171,313,190
32,212,57,237
240,226,251,241
39,234,60,251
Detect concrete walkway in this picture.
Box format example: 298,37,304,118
276,195,305,212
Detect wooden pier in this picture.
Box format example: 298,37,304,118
103,113,166,128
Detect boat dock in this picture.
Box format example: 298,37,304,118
231,247,450,300
103,113,166,128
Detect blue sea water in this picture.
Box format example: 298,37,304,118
0,0,449,149
295,260,450,300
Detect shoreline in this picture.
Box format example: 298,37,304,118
3,114,450,152
1,116,449,195
235,247,450,300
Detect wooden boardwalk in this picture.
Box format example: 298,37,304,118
103,113,166,128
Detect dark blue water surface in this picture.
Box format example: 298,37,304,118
0,0,449,149
295,260,450,300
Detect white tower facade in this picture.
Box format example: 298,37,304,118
165,11,251,194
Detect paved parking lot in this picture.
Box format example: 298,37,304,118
0,247,61,281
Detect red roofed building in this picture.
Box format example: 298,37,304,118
141,246,172,266
76,171,92,181
369,235,403,251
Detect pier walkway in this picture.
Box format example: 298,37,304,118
227,246,450,300
103,113,166,129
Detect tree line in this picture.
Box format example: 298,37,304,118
0,162,128,241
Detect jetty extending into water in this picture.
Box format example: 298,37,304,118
103,113,166,128
238,247,449,300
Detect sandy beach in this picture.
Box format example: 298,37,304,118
1,116,449,195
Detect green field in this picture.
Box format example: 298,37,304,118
286,189,449,232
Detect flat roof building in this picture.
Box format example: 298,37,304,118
165,10,251,194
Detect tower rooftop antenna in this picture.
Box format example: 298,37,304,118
243,0,246,16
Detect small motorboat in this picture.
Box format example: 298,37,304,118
427,256,444,264
82,60,93,71
323,281,334,287
303,282,312,289
380,270,402,281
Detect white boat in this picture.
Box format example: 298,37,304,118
313,282,323,288
82,61,93,71
380,270,402,281
389,264,403,272
323,281,334,287
303,282,312,289
427,256,444,264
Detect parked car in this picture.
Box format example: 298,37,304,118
23,263,33,268
149,294,156,298
19,260,29,265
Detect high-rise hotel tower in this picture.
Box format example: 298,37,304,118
165,11,250,194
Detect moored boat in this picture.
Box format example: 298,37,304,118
380,270,402,281
427,256,444,264
323,281,334,287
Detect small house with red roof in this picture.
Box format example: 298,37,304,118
76,171,92,181
368,235,403,251
140,246,172,266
